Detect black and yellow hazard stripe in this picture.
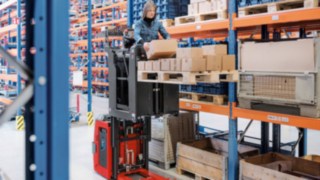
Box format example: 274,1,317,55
16,116,24,131
87,112,94,126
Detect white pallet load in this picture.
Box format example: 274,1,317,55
238,38,320,117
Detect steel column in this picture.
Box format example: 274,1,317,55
228,0,238,178
25,0,70,179
272,124,281,152
127,0,133,27
16,0,22,116
88,0,93,112
261,122,269,153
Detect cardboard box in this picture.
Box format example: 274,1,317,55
190,0,209,3
206,55,222,71
188,3,199,15
152,60,161,71
169,59,176,71
137,61,145,71
160,59,171,71
181,58,206,72
147,40,177,60
176,58,182,71
145,61,153,71
240,39,316,72
211,0,217,11
222,55,235,71
177,47,203,59
202,44,227,56
216,0,227,10
304,0,319,8
199,1,212,13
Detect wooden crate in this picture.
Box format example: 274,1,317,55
149,111,196,170
176,138,259,180
303,154,320,163
240,153,320,180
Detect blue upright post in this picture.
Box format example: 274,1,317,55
87,0,94,126
25,0,69,179
127,0,134,27
112,0,116,48
15,0,23,130
228,0,239,179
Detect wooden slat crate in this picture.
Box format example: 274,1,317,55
176,138,259,180
240,153,320,180
303,154,320,163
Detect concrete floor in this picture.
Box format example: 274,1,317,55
0,92,319,180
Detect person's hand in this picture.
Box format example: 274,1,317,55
143,42,150,52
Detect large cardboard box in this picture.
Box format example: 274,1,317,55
137,61,145,71
181,58,206,72
188,3,199,15
240,39,317,73
206,55,222,71
202,44,227,56
222,55,235,71
177,47,203,59
160,59,171,71
147,40,177,60
199,1,212,13
145,61,153,71
152,60,161,71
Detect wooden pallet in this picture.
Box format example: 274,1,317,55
179,92,227,105
175,10,227,25
137,70,238,84
176,168,212,180
149,158,175,170
159,19,174,27
238,0,319,17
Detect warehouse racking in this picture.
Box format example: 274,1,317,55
0,0,319,179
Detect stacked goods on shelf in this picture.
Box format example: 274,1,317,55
240,153,320,179
149,111,196,170
133,0,190,24
69,0,127,95
238,0,319,17
176,138,259,180
175,0,227,25
137,39,238,84
238,38,320,117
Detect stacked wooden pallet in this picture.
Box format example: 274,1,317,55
138,40,239,84
149,111,196,170
238,0,319,17
175,0,228,25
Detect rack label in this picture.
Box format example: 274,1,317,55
267,115,289,123
272,15,279,21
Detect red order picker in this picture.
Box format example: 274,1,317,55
93,29,179,180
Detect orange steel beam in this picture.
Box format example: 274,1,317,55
70,52,106,58
0,74,17,82
179,100,229,116
70,18,127,32
78,1,127,17
234,8,320,28
167,19,229,35
69,66,108,72
71,36,122,46
73,81,109,87
0,97,12,105
0,24,16,35
234,107,320,131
